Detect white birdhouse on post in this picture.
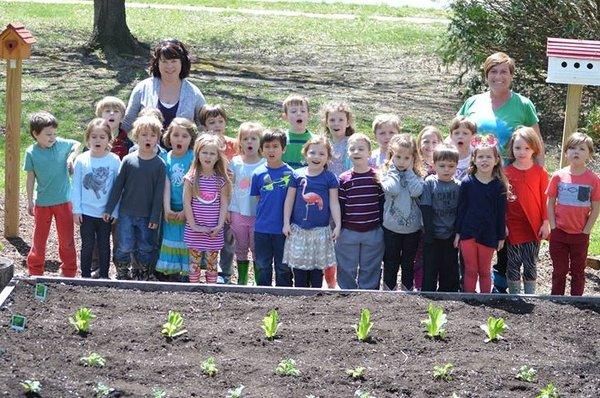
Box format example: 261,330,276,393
546,37,600,167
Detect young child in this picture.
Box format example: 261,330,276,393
95,96,133,160
128,108,169,160
455,137,508,293
183,134,231,284
336,133,385,290
24,111,80,277
104,116,166,280
417,125,443,176
198,104,236,283
380,134,423,291
321,101,355,177
71,118,120,279
229,122,266,285
504,127,549,294
250,129,294,287
281,94,315,169
282,136,341,288
369,114,401,168
420,144,461,292
449,116,477,181
155,118,197,281
547,132,600,296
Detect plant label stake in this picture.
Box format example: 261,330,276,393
10,314,27,331
0,23,36,238
34,283,48,301
546,38,600,167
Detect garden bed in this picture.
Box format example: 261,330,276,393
1,278,599,397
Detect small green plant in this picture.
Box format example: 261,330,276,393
201,356,219,376
20,380,41,394
69,307,96,334
480,316,507,342
354,390,375,398
226,385,245,398
346,366,365,380
536,383,560,398
152,387,166,398
80,353,106,368
353,308,373,342
515,365,537,382
161,310,187,338
261,309,281,340
421,303,447,339
433,363,454,381
275,358,301,377
94,382,115,397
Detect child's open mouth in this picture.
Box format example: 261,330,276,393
296,119,303,124
247,146,253,151
94,144,101,148
109,118,115,123
145,143,151,148
176,144,182,149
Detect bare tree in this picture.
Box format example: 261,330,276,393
90,0,144,54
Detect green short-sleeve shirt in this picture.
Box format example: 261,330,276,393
281,129,315,169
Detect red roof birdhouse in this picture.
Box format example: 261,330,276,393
546,38,600,86
0,23,36,60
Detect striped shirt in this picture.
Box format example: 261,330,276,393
183,174,225,251
338,169,384,232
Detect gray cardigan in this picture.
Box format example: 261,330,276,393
122,77,206,132
381,166,423,234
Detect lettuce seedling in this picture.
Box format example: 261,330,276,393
346,366,365,380
516,365,537,382
151,387,166,398
433,363,454,381
20,380,41,394
69,307,96,334
261,309,281,340
80,353,106,368
201,356,219,376
536,383,560,398
421,303,447,339
353,308,373,342
226,385,245,398
94,382,114,398
275,358,301,377
480,316,507,342
354,390,375,398
161,310,187,339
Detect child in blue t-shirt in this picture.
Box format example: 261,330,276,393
250,129,294,287
282,136,341,288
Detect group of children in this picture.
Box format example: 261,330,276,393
24,94,600,296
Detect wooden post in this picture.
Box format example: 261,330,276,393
4,58,22,238
560,84,583,168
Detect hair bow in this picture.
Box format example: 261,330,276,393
470,134,498,148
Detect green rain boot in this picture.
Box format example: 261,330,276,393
115,262,131,280
237,260,250,285
523,281,536,295
507,280,522,294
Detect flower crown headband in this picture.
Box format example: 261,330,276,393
470,134,498,149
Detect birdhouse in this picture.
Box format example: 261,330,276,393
546,38,600,86
0,22,36,60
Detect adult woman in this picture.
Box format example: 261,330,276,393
122,39,206,135
457,52,543,161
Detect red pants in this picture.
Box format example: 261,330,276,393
27,202,77,277
549,228,589,296
460,238,494,293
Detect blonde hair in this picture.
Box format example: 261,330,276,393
138,107,165,124
301,135,332,168
348,133,372,153
84,118,112,151
449,116,477,136
187,134,232,200
282,94,309,114
162,117,197,150
320,101,355,137
95,96,126,118
468,145,510,193
236,122,265,155
417,125,443,157
383,133,422,176
131,115,163,143
483,52,515,77
372,113,401,135
564,131,594,157
506,126,543,163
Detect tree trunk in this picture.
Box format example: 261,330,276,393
90,0,144,54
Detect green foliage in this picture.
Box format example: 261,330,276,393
354,390,375,398
584,104,600,141
480,316,507,342
69,308,96,334
346,366,366,380
161,311,188,338
94,382,115,398
433,363,454,381
80,353,106,368
226,385,245,398
515,365,537,382
421,303,447,339
152,387,166,398
537,383,560,398
20,380,41,393
200,357,219,376
275,359,301,377
353,308,373,342
261,309,281,341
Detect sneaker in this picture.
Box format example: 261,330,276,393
217,275,230,284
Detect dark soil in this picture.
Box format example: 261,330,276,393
1,282,599,397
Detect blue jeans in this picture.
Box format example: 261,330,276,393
254,232,292,287
115,214,155,265
80,214,112,278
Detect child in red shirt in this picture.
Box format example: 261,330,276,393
547,132,600,296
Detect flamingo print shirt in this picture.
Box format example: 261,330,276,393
290,167,339,229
